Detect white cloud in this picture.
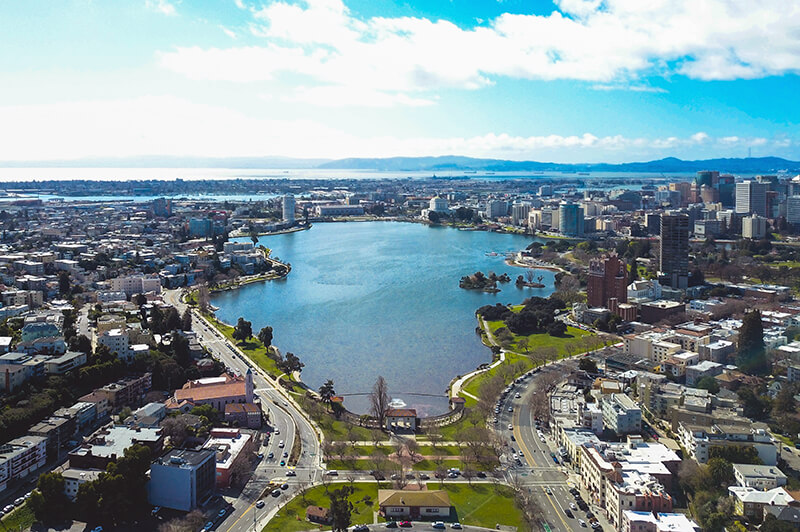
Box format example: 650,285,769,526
284,86,436,107
157,0,800,106
0,97,792,161
592,84,667,93
145,0,177,16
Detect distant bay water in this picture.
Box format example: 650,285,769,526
211,221,554,415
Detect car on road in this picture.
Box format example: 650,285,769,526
14,497,25,506
286,470,297,476
418,473,430,480
518,450,524,457
271,490,281,497
565,509,574,518
447,472,458,478
515,392,521,398
570,503,577,510
280,460,286,466
203,522,213,531
283,451,289,458
507,406,513,412
257,453,264,459
353,526,370,532
477,471,486,478
384,521,398,528
274,429,280,434
391,473,401,480
256,500,265,509
326,470,338,476
280,483,289,490
278,440,285,448
508,424,513,430
4,504,15,512
451,524,463,529
267,452,274,459
217,508,226,518
433,523,446,529
579,519,587,527
399,522,412,528
591,522,601,529
545,488,552,495
510,435,515,441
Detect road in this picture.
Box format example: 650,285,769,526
493,359,609,532
163,289,321,532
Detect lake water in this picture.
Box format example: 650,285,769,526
211,221,555,415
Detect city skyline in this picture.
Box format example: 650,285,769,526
1,0,799,163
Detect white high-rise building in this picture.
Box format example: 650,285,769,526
742,215,768,239
735,181,768,216
282,194,296,223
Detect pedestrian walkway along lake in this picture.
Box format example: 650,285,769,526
212,221,555,415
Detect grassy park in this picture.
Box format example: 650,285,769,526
263,482,525,531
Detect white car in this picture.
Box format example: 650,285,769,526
278,440,285,448
508,424,514,430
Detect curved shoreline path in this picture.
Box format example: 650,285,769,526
210,221,555,415
450,317,506,402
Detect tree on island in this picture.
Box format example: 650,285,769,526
258,326,273,348
232,317,252,343
319,379,336,404
737,310,769,374
370,375,391,429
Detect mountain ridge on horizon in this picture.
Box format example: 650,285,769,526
0,155,798,174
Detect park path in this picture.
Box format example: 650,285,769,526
449,317,506,400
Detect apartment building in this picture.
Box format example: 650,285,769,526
602,394,642,435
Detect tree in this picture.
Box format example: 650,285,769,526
578,357,598,373
232,317,252,343
196,284,210,312
737,310,768,374
329,486,354,532
133,293,147,306
546,320,567,336
705,458,735,490
319,379,336,404
161,416,190,448
517,337,529,354
278,352,304,375
369,376,391,429
181,308,192,331
30,471,70,524
258,326,274,348
696,376,720,394
58,271,71,296
761,514,798,532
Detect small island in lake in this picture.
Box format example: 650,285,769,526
516,270,546,288
459,271,511,292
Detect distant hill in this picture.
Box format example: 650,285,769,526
318,155,800,173
1,155,798,173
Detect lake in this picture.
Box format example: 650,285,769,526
211,221,555,415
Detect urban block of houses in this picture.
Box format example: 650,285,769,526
69,424,164,470
733,463,788,490
0,435,47,494
621,511,700,532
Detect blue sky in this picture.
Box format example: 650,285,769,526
0,0,798,163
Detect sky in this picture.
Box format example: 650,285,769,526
0,0,799,164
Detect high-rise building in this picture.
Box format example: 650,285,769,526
787,196,800,227
696,170,719,188
587,254,628,310
511,202,531,226
735,181,768,216
485,200,508,220
659,213,689,290
282,194,296,224
559,202,584,236
742,215,768,239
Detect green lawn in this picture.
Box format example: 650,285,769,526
263,482,525,531
462,324,593,401
264,483,380,531
1,502,36,531
316,419,373,442
204,316,282,378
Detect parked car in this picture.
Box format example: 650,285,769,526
217,508,226,518
271,490,280,498
399,522,412,528
384,522,398,528
256,500,265,509
433,523,446,529
353,526,370,532
565,509,574,518
451,524,463,530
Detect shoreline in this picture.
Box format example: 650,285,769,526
505,256,567,273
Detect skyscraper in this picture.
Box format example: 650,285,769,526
659,213,689,290
587,254,628,309
559,202,584,236
735,181,768,216
282,194,296,223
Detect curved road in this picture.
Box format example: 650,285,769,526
163,289,322,532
